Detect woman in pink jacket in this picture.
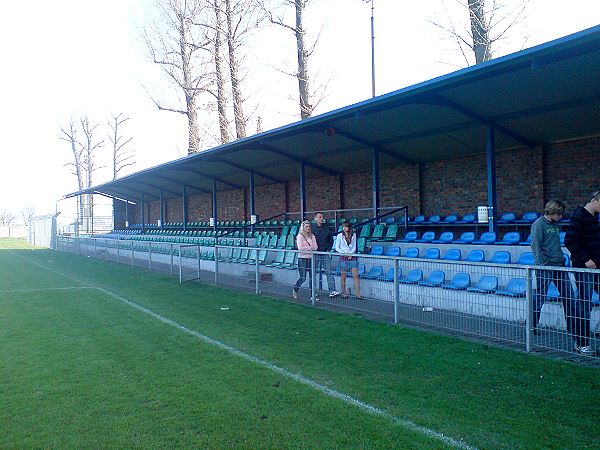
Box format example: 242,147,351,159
293,220,318,299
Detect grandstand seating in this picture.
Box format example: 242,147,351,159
370,245,384,256
441,272,471,290
519,234,532,246
426,215,441,224
473,232,497,245
465,249,485,263
515,252,535,265
443,214,458,224
424,248,440,259
495,278,526,297
457,214,475,224
497,212,516,224
382,266,396,282
418,270,445,287
432,232,454,244
415,231,435,243
442,248,462,261
489,251,511,264
516,212,539,223
362,265,384,280
453,232,475,244
404,247,419,258
384,246,400,257
398,269,423,284
496,232,520,245
400,231,418,242
466,275,498,293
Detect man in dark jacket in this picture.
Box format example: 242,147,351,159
564,190,600,356
311,212,340,298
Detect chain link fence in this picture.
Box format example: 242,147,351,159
55,236,600,362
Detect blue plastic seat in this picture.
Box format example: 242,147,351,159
457,214,475,224
384,216,396,225
496,232,521,246
418,270,445,287
497,212,516,224
496,278,526,297
356,264,366,276
412,215,425,225
404,247,419,258
443,214,458,224
559,231,566,246
466,275,498,293
519,234,532,246
473,232,497,245
465,249,485,263
443,248,462,261
362,265,384,280
433,231,454,244
516,211,539,223
401,231,418,242
384,246,401,257
427,215,441,224
398,268,423,284
516,252,535,265
441,272,471,290
416,231,435,243
424,248,441,259
489,251,511,264
370,245,384,256
382,266,398,282
453,232,475,244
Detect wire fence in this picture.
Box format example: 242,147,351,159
55,236,600,363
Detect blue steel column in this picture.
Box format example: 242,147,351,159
486,126,497,233
250,171,255,234
159,191,164,230
372,148,380,222
182,184,188,231
212,179,218,232
140,192,145,234
300,163,307,220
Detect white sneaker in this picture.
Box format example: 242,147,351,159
574,344,596,356
329,290,340,298
292,289,298,300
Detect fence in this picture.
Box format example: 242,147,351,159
55,236,599,361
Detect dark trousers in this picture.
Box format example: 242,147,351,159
572,271,599,346
294,258,312,291
534,268,578,341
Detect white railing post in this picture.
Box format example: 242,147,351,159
393,258,399,324
525,267,533,353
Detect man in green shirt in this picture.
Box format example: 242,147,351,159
530,200,575,342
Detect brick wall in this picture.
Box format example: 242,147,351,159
121,136,599,225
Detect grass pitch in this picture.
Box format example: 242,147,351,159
1,238,598,449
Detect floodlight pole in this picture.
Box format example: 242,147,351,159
370,0,375,98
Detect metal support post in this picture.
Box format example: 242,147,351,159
197,245,201,281
300,163,307,220
214,244,219,286
131,242,134,267
182,184,188,231
525,268,533,353
486,126,497,234
393,258,399,324
104,239,108,261
311,253,316,306
116,239,120,264
255,256,260,294
170,244,174,276
372,148,380,222
148,242,152,271
179,249,183,283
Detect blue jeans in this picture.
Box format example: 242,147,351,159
294,258,312,291
572,271,599,346
534,268,577,340
314,253,336,293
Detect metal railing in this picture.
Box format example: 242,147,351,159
55,235,599,362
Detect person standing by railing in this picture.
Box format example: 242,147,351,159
335,221,362,299
530,200,575,340
293,220,318,300
311,212,340,298
564,190,600,356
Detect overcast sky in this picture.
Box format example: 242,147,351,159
1,0,598,222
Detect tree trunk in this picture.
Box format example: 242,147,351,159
225,0,247,138
214,1,230,144
180,13,201,153
295,0,312,119
468,0,491,63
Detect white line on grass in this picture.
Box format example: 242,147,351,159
12,250,477,450
0,286,95,294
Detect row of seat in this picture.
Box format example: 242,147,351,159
399,230,565,246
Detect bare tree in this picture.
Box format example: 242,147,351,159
60,121,85,192
432,0,530,65
259,0,320,119
108,113,135,180
210,0,231,144
21,207,35,226
79,117,104,233
0,209,16,226
143,0,214,154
